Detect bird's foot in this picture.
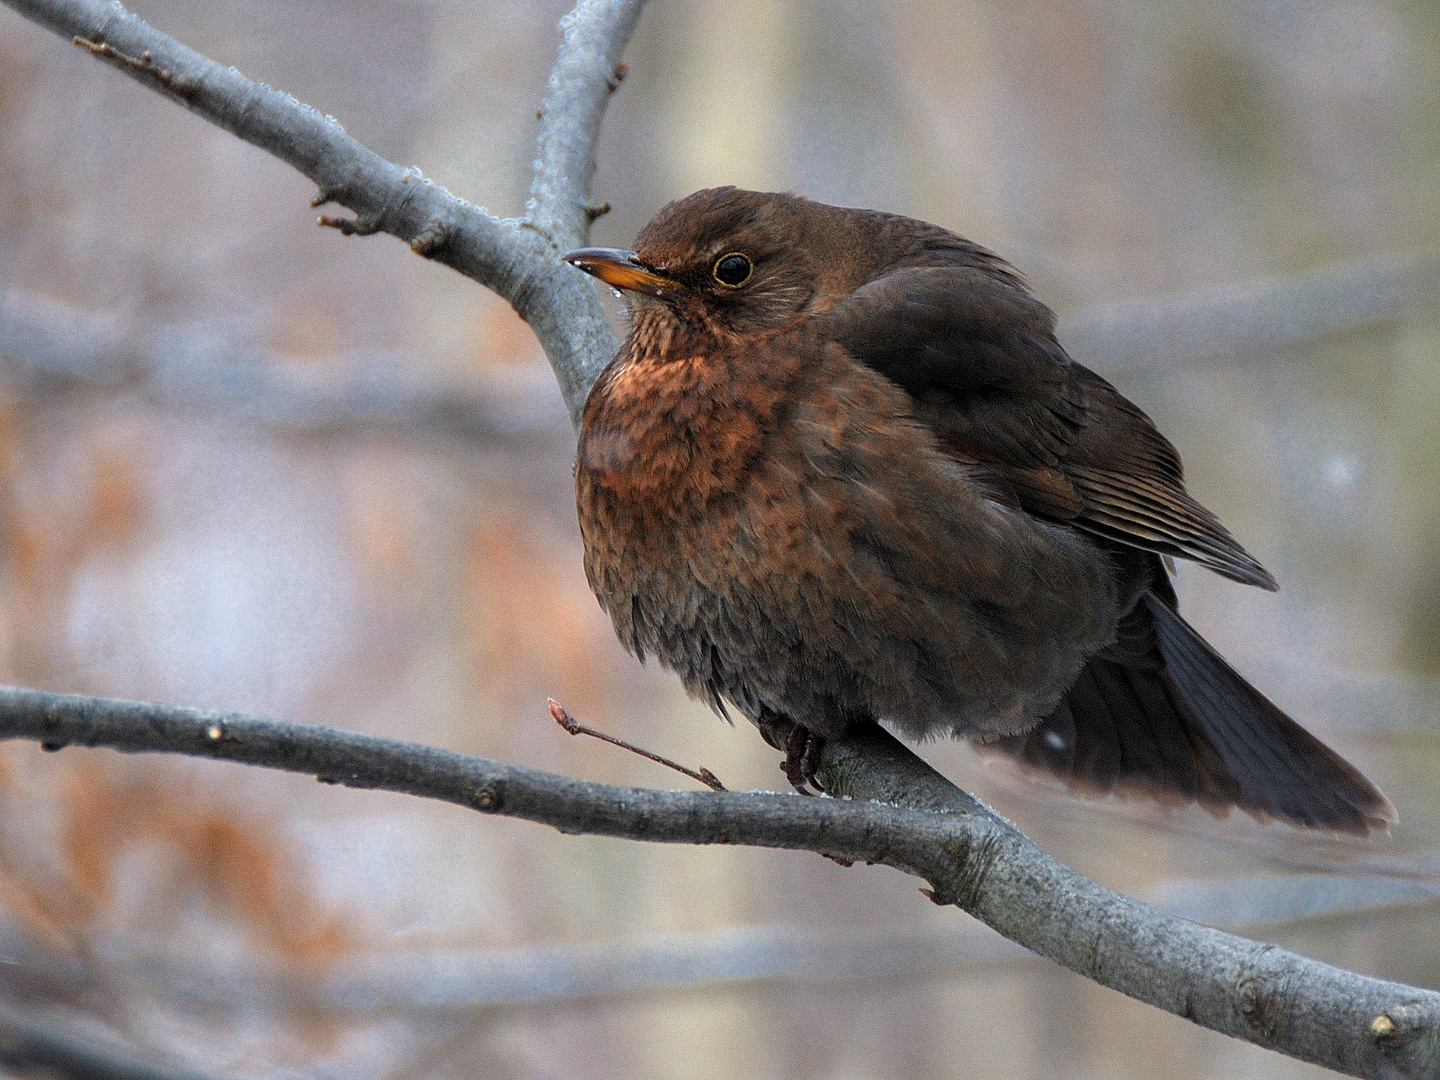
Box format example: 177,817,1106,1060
782,724,826,794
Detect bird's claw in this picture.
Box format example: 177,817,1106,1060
782,724,826,794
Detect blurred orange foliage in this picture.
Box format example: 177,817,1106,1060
0,752,353,967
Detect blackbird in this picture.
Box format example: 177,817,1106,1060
564,186,1394,834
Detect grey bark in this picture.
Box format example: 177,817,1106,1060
2,0,1439,1077
2,687,1439,1079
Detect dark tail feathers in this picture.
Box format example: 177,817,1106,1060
987,592,1395,835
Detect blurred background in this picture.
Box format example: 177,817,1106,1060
0,0,1438,1077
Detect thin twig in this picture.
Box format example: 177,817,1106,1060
549,699,725,790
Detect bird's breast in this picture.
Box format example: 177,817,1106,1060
574,340,806,665
577,347,795,523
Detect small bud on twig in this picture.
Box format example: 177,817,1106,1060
548,698,726,791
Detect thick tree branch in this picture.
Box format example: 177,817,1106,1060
1,687,1436,1079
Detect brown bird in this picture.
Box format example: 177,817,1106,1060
564,186,1394,834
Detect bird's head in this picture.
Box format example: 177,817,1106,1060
564,187,958,346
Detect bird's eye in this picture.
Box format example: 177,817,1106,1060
712,253,753,288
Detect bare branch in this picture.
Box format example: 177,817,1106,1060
528,0,645,252
0,291,574,441
7,238,1437,443
5,1,1440,1075
308,921,1028,1013
6,916,1025,1017
517,0,646,418
1,686,1436,1078
4,858,1430,1020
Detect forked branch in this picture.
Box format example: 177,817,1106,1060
2,0,633,424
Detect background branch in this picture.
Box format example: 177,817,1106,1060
2,862,1435,1023
1065,248,1440,376
0,1002,224,1080
4,243,1436,442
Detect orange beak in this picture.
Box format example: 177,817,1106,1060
563,248,678,297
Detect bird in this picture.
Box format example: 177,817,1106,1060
563,186,1394,835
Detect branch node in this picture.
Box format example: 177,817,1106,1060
1371,1014,1398,1040
940,831,1001,911
921,883,957,906
473,783,503,811
310,186,337,209
605,61,628,93
317,213,381,237
1234,948,1283,1038
72,36,194,99
583,201,611,224
410,218,456,258
204,721,224,741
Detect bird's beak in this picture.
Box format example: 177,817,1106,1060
563,248,678,297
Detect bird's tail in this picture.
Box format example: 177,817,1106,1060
985,593,1395,835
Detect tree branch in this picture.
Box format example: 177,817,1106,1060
528,0,643,250
1,0,634,426
0,687,1435,1078
510,0,644,419
4,239,1437,443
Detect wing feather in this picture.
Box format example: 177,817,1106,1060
824,263,1276,589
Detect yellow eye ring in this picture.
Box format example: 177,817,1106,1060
712,253,754,288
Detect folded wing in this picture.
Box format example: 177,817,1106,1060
824,264,1277,590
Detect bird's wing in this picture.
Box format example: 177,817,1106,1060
823,265,1276,590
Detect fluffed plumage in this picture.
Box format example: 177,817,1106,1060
565,187,1393,834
